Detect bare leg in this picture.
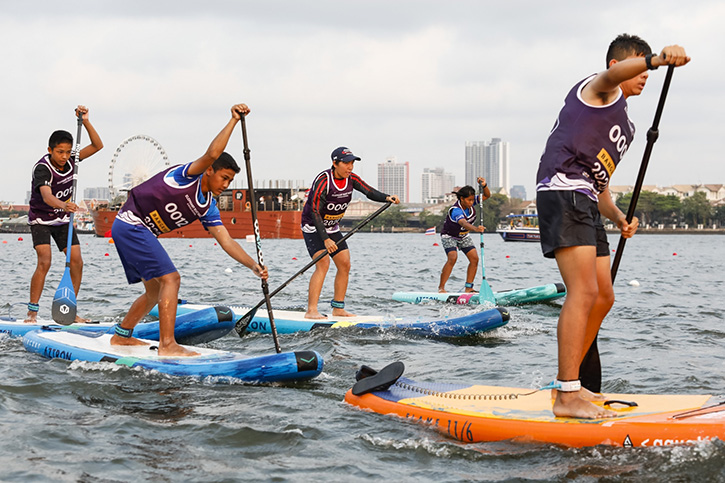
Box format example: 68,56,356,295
25,245,52,323
438,251,457,293
305,250,329,319
111,278,160,347
552,246,615,419
464,249,480,292
155,271,197,356
331,250,355,317
67,244,90,323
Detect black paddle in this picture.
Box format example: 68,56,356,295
239,114,281,353
234,201,392,336
51,112,83,325
579,65,677,392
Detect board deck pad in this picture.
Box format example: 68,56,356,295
345,376,725,448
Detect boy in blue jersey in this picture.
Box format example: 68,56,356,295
110,103,267,357
536,35,690,418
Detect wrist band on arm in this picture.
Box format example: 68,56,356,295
645,53,658,70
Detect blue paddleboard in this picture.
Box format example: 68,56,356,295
22,328,323,383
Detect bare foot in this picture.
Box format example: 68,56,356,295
553,392,616,419
110,334,149,347
158,342,199,357
464,288,478,293
24,312,38,324
332,308,356,317
304,311,328,320
580,386,607,402
74,315,92,324
438,288,447,293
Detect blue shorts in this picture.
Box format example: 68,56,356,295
537,190,610,259
303,230,348,258
111,219,177,284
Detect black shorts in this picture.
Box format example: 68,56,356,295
303,230,349,258
30,223,80,251
536,190,610,259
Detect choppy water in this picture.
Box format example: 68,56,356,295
1,232,724,482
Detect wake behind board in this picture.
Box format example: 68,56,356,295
392,282,566,306
345,369,725,448
23,328,323,383
1,306,234,344
151,303,510,338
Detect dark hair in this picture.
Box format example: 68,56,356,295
48,130,73,149
606,34,652,67
212,152,241,173
453,185,476,200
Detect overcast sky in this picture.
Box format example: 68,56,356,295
1,0,720,205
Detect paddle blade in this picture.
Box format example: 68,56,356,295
234,306,258,337
51,270,77,325
478,279,496,306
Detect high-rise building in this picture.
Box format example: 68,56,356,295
421,167,456,203
465,138,510,195
84,186,111,201
377,157,409,203
510,185,527,200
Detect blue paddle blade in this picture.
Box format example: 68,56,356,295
478,279,496,306
52,269,77,325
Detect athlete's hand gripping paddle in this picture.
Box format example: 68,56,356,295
579,65,677,392
477,185,496,305
239,113,282,353
52,112,83,325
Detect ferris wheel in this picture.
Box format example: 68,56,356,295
108,134,170,200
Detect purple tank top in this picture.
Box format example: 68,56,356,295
117,163,222,237
442,200,476,238
28,155,75,226
536,74,635,201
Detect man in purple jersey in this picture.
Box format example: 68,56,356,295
110,103,267,357
26,105,104,323
535,35,690,419
301,147,399,319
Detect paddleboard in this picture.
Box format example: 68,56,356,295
392,282,566,306
345,371,725,448
151,303,510,338
23,328,323,383
1,306,235,344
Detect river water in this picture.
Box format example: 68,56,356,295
1,232,724,482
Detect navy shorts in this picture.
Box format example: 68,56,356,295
30,223,80,251
537,190,610,259
111,218,177,284
303,230,348,258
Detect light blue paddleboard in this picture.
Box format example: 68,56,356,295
392,283,566,306
23,328,323,383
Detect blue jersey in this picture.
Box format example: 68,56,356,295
536,74,635,201
117,163,222,237
442,199,477,238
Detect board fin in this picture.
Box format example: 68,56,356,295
352,361,405,396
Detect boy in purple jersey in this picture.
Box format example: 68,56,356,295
536,35,690,419
301,147,399,319
110,103,267,357
26,105,104,323
438,177,490,293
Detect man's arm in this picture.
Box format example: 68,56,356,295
187,103,250,176
598,187,638,239
207,224,268,279
76,106,104,161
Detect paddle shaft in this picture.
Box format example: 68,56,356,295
64,113,84,267
580,65,676,392
235,201,392,334
240,115,282,353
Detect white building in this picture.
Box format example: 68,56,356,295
421,167,455,203
465,138,509,195
377,157,409,203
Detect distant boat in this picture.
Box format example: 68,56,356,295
498,214,540,242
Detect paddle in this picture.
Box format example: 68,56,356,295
234,201,392,336
51,112,83,325
477,184,496,304
239,114,281,353
579,64,677,392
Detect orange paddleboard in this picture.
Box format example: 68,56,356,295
345,377,725,448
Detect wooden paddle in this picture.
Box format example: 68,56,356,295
579,65,677,392
234,201,392,336
477,184,496,304
239,114,281,353
51,113,83,325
